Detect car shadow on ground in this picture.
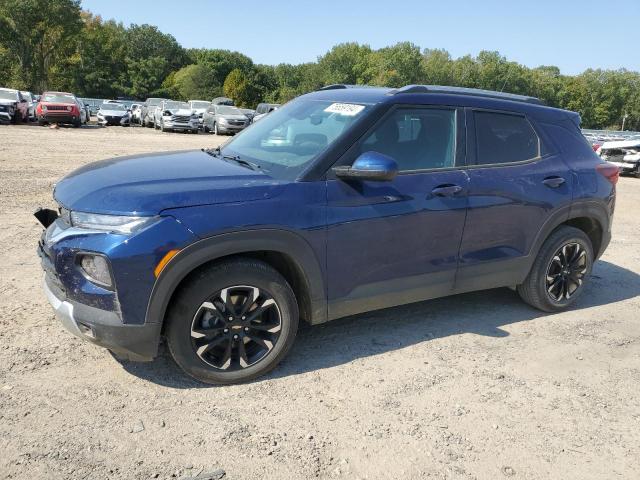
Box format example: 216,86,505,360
115,260,640,388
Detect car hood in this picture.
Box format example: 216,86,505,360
99,109,127,116
219,114,248,121
54,150,286,215
164,108,193,116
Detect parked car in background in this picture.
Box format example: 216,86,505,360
153,100,199,133
130,103,142,124
189,100,211,129
97,102,131,126
212,97,234,106
252,103,280,122
238,108,256,123
36,84,617,384
597,139,640,177
20,91,37,121
202,104,250,135
36,91,86,127
0,87,29,123
141,97,168,127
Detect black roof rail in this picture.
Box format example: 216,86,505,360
389,85,544,105
318,84,381,91
318,84,350,91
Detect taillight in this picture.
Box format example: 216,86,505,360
596,162,620,185
592,143,600,152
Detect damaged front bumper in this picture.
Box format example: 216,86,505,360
42,274,160,361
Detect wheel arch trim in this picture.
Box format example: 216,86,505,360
144,228,327,328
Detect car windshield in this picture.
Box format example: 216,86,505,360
43,93,75,103
166,101,190,110
217,106,242,115
222,98,371,180
0,90,17,100
191,101,210,109
102,103,126,111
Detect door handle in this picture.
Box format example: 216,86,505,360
430,184,463,197
542,176,566,188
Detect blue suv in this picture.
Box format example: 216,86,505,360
36,85,618,384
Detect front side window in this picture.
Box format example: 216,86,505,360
222,98,371,180
360,108,456,171
474,111,539,165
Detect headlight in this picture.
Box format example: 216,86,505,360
78,253,113,287
219,117,228,124
70,211,156,234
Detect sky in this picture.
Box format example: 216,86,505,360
80,0,639,75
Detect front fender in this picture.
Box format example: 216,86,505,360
145,228,327,328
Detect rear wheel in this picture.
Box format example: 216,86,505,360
166,259,299,384
517,226,593,312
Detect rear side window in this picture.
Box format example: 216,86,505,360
474,111,539,165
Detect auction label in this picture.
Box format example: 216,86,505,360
324,103,366,116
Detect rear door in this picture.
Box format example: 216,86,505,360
455,108,573,292
326,105,469,319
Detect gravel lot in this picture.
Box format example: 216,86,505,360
1,123,639,480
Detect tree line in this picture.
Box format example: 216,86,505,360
1,0,639,130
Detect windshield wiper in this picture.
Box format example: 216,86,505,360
202,147,260,171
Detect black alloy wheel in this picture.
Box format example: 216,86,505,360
545,242,588,302
190,285,282,371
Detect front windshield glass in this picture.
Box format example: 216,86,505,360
42,93,75,103
217,106,242,115
222,98,370,180
191,101,210,109
0,90,17,100
166,101,190,110
101,103,126,111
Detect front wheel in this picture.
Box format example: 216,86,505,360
517,226,593,312
166,259,299,384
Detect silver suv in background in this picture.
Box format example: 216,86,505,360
153,100,199,133
202,104,250,135
252,102,280,122
141,97,168,127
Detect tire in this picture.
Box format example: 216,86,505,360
203,125,209,133
73,119,81,128
517,226,593,312
166,258,299,384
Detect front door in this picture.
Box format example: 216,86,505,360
326,106,469,319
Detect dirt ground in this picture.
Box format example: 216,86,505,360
0,123,639,480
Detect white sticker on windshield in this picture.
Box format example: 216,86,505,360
324,103,365,116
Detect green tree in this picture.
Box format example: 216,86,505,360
223,68,255,107
0,0,83,91
369,42,424,87
318,42,373,85
170,63,223,100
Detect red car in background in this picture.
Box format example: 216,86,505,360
36,91,88,127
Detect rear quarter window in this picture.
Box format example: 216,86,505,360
474,111,540,165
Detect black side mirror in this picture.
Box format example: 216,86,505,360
333,151,398,182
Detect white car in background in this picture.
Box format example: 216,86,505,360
598,139,640,177
130,103,142,124
188,100,211,129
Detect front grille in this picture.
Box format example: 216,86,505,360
172,115,191,123
228,120,246,126
46,105,71,111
